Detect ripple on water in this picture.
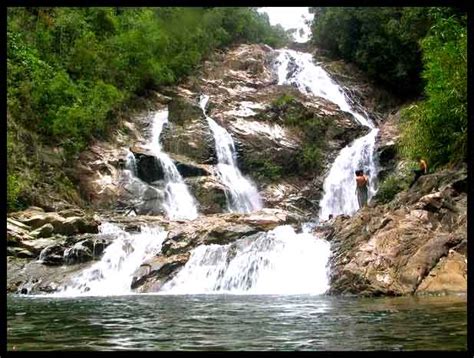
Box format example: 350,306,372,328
7,294,467,351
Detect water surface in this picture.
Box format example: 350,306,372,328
7,294,467,351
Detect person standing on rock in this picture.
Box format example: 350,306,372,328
409,157,428,188
355,169,369,209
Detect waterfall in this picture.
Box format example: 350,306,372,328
165,48,380,295
54,223,167,297
60,45,378,297
199,95,263,213
161,225,330,295
125,149,138,176
274,48,379,218
146,110,198,220
319,130,379,218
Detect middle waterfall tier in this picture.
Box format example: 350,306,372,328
199,95,263,214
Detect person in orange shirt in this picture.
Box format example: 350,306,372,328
410,157,428,187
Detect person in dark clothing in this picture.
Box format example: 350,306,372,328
355,169,369,209
410,157,428,188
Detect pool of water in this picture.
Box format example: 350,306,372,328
7,293,467,351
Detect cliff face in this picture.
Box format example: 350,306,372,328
74,44,369,218
320,166,467,296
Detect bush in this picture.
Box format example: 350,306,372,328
244,157,283,182
299,144,323,173
373,173,408,204
7,173,24,211
272,93,295,108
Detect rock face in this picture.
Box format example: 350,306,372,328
322,167,467,296
66,43,376,217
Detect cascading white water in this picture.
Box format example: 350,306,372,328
65,43,378,297
161,225,330,295
125,148,138,176
146,110,198,220
274,48,379,217
165,48,380,295
54,223,167,297
319,129,379,219
199,95,262,213
275,49,371,128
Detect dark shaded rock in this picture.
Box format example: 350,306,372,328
38,244,66,266
175,161,209,178
136,154,163,183
7,247,35,258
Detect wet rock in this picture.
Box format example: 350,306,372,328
131,253,191,292
168,96,204,126
63,236,111,264
38,244,66,266
174,159,210,178
135,153,163,183
136,187,164,215
162,105,216,164
7,256,91,294
20,237,65,256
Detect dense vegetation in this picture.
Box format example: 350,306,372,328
7,7,288,210
310,7,467,170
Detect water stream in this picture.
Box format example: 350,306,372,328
146,110,199,220
54,223,167,297
199,95,263,214
161,225,330,295
274,48,379,218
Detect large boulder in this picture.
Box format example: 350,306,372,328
325,167,467,296
15,212,99,236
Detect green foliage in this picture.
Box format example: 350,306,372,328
399,15,467,168
7,7,287,160
246,157,283,182
299,144,323,172
310,7,436,96
373,173,408,204
7,173,24,211
7,131,27,211
269,95,328,174
272,93,295,108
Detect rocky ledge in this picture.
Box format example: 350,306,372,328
319,166,467,296
7,208,301,294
